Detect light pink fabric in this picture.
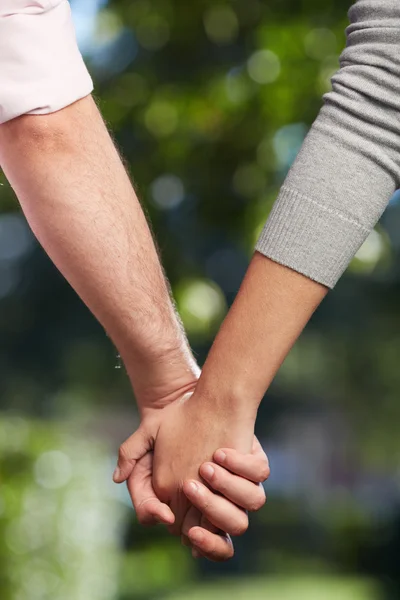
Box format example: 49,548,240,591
0,0,93,123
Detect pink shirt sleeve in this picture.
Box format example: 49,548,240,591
0,0,93,123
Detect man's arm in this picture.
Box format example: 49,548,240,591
0,0,270,561
0,97,199,410
0,95,270,561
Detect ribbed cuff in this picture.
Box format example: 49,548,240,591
255,186,370,288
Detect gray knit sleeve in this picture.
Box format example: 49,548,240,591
256,0,400,288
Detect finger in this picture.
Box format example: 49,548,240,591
181,507,218,542
186,514,234,562
183,480,248,536
167,499,192,537
127,453,175,526
188,526,234,562
252,436,264,455
182,508,236,563
181,506,201,548
192,515,222,560
213,447,270,483
167,484,195,536
200,462,266,512
113,426,151,484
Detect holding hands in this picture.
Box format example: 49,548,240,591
2,99,324,567
113,384,269,562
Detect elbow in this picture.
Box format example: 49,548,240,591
0,97,93,156
0,113,72,155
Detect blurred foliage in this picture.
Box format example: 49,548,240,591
2,0,400,599
168,576,379,600
0,417,122,600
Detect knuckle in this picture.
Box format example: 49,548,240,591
135,504,152,526
118,442,130,462
199,497,211,513
153,478,170,503
258,463,271,482
230,514,249,536
136,510,147,526
248,488,266,512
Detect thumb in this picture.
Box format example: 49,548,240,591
113,425,152,484
127,452,175,526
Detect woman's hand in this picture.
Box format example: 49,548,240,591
150,395,255,535
114,392,258,558
126,437,269,561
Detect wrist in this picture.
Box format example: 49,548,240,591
194,373,259,427
122,342,200,415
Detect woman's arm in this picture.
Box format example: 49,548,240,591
116,2,400,538
257,0,400,288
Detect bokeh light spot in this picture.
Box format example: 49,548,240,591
145,100,178,137
136,14,170,51
203,5,239,46
318,56,340,94
350,229,390,274
225,67,253,104
176,279,227,338
273,123,308,171
94,8,124,45
304,28,337,61
247,50,280,84
34,451,72,490
0,213,34,262
151,175,185,210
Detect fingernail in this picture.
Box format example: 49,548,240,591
201,464,215,479
214,450,226,463
113,467,121,482
188,481,199,494
190,530,204,544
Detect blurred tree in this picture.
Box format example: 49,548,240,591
1,0,400,597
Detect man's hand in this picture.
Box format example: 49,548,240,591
127,437,269,561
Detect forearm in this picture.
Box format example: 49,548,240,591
0,96,199,409
200,1,400,418
196,252,327,419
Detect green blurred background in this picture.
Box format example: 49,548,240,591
1,0,400,598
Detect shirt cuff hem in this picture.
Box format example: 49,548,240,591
255,186,369,288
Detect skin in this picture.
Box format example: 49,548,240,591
0,95,268,561
116,253,328,538
129,437,269,560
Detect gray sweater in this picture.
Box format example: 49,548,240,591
256,0,400,288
